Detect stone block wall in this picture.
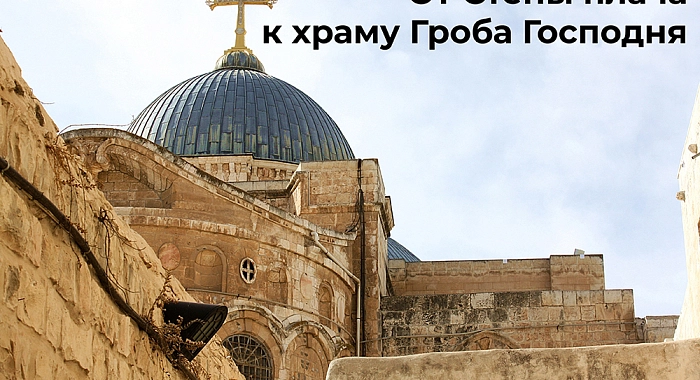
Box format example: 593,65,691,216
389,259,551,295
125,217,356,337
69,133,360,337
0,36,243,380
389,255,604,296
184,155,297,183
63,127,364,377
290,159,395,356
550,254,605,291
234,180,292,211
380,290,639,356
97,170,173,208
327,339,700,380
641,316,679,343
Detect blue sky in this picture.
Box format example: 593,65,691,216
3,0,699,317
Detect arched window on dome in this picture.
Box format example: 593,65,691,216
223,335,273,380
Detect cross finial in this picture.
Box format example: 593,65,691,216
205,0,278,53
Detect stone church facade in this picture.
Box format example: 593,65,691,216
59,45,675,380
36,3,672,378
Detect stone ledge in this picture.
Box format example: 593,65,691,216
328,339,700,380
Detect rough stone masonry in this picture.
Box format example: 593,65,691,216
0,36,244,380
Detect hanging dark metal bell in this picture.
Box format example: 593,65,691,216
162,301,228,360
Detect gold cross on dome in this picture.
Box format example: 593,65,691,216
205,0,278,53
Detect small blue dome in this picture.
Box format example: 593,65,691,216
388,238,421,262
128,67,354,163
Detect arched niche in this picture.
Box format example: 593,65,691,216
267,265,289,304
318,282,333,323
285,331,333,380
190,245,227,292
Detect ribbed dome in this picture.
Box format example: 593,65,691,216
387,238,421,262
128,68,354,163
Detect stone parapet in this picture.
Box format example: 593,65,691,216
380,289,639,356
641,315,679,343
184,155,298,183
390,254,604,296
327,339,700,380
550,254,605,291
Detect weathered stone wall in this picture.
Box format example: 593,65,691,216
642,316,679,343
676,84,700,340
327,339,700,380
390,255,604,296
550,255,605,291
185,155,298,183
63,129,360,379
380,290,639,356
97,171,173,208
390,259,550,295
292,159,395,356
184,156,298,211
0,36,243,379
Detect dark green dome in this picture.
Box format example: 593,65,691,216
128,65,354,163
